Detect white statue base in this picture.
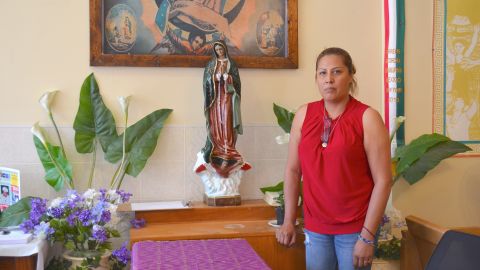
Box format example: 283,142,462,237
193,152,251,206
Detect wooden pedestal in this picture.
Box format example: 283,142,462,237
126,200,305,270
203,194,241,206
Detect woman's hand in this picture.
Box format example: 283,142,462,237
353,238,375,268
275,222,297,247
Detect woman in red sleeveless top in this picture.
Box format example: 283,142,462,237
276,48,391,270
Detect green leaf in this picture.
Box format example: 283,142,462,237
34,136,73,191
73,73,118,153
393,133,449,176
64,241,75,251
401,140,471,184
110,229,121,238
375,236,401,260
273,103,295,133
106,109,173,176
0,197,34,227
260,181,284,194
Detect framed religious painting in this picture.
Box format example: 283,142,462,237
89,0,298,69
433,0,480,155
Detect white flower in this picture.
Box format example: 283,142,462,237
390,116,406,141
83,189,96,200
395,116,406,127
39,90,59,114
107,189,120,202
49,197,62,208
275,133,290,145
33,221,52,240
118,96,131,115
92,224,102,232
31,122,48,146
263,191,281,207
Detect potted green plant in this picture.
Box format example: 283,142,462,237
31,73,173,192
0,73,173,269
19,190,131,269
260,181,285,225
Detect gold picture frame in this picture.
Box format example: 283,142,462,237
90,0,298,69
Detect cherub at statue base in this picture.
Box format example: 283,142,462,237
194,152,251,206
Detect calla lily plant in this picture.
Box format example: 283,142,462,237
32,73,172,192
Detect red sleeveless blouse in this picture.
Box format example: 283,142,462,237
298,97,373,234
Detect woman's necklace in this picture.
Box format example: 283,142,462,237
322,105,344,148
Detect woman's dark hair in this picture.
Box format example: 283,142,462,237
315,47,358,93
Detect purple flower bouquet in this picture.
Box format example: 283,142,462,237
20,189,132,268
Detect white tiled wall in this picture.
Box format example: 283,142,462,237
0,125,288,202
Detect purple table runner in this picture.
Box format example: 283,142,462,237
132,238,271,270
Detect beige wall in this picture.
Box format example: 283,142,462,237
0,1,478,227
0,1,382,125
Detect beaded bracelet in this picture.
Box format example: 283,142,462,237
362,226,376,237
357,234,376,247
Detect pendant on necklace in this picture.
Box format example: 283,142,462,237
322,142,327,148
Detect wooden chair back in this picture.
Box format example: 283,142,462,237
405,215,448,269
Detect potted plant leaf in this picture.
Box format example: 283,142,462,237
391,130,472,185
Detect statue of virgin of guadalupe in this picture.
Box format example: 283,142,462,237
194,40,250,203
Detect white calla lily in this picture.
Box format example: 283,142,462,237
395,116,406,127
39,90,59,114
390,116,406,142
31,122,48,146
275,133,290,145
263,191,282,207
118,96,131,115
38,91,67,159
112,96,131,189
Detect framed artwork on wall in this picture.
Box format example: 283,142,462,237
433,0,480,155
90,0,298,69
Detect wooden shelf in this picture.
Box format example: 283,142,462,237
122,200,277,223
131,219,279,242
